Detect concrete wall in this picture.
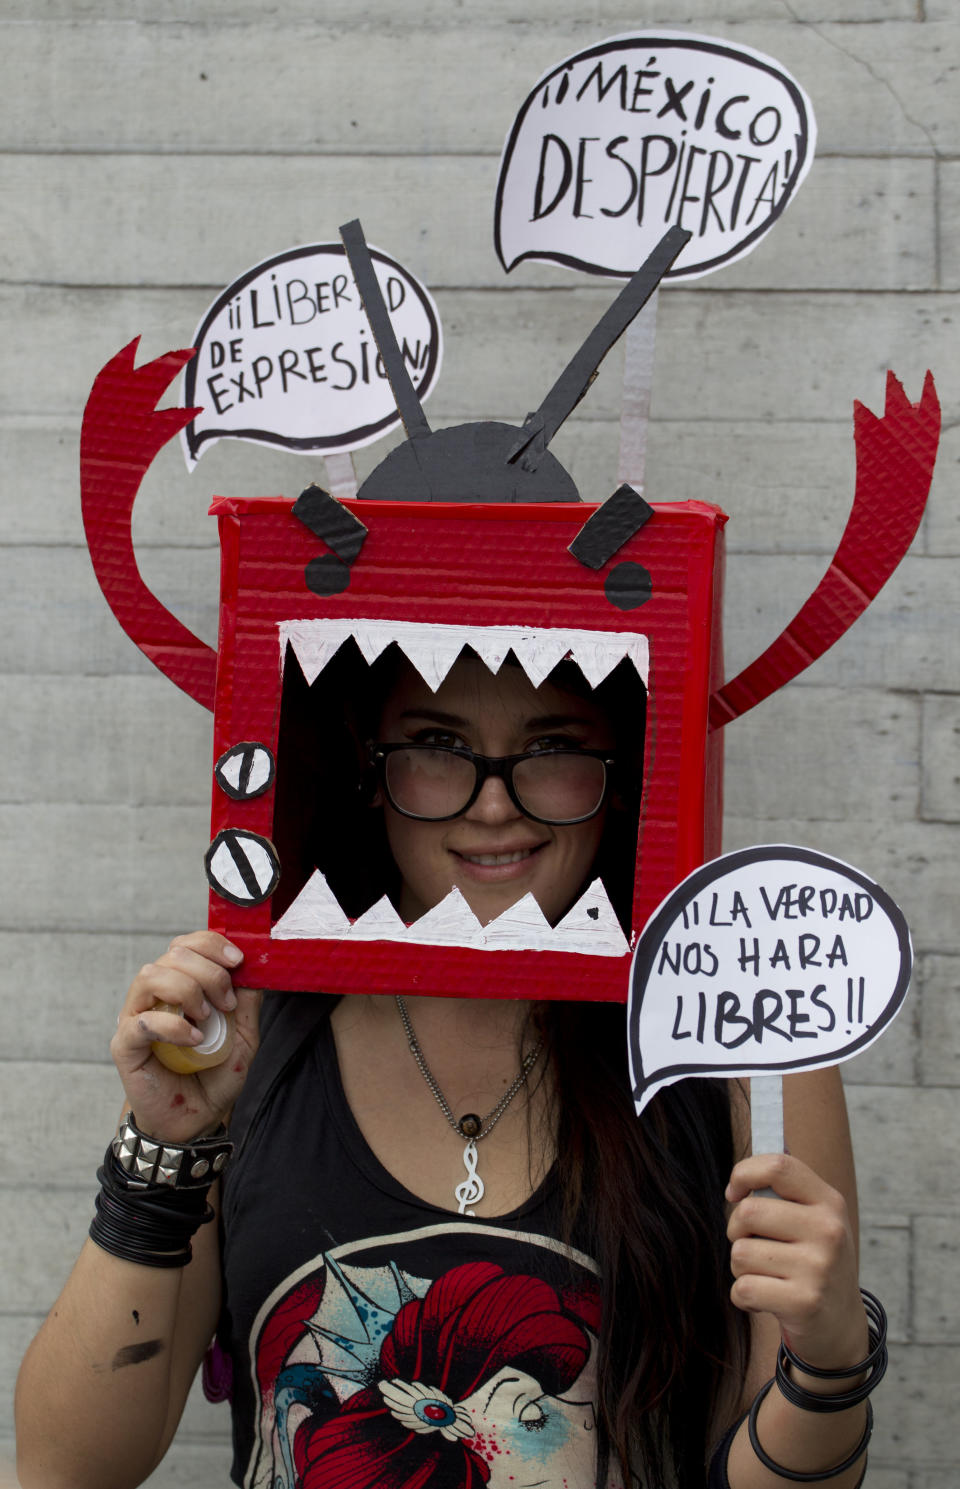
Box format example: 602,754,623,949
1,5,956,1486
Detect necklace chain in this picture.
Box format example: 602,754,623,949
395,995,543,1143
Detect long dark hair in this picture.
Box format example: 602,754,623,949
279,641,747,1480
541,999,749,1487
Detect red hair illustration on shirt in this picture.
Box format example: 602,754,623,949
251,1256,607,1489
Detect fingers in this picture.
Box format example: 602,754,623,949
726,1158,851,1272
127,936,241,1014
730,1271,825,1318
727,1188,848,1246
726,1151,833,1206
163,933,243,1008
728,1231,865,1365
111,1001,203,1076
729,1233,792,1279
726,1155,849,1279
168,930,243,969
107,934,261,1144
725,1152,864,1367
728,1193,807,1246
728,1228,848,1292
113,933,244,1069
728,1186,850,1288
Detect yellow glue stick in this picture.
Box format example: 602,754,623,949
151,1003,234,1075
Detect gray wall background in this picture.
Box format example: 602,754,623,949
1,4,957,1486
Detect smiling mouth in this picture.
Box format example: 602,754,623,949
272,618,647,957
456,847,541,867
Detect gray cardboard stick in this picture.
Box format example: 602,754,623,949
616,288,659,493
751,1074,784,1199
324,451,358,501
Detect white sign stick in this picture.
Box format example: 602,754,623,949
750,1072,784,1157
617,290,658,493
324,452,358,501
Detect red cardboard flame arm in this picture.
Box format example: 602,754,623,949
709,371,940,730
80,339,217,711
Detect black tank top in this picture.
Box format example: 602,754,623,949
219,996,613,1489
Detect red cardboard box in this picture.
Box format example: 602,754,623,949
206,495,726,1002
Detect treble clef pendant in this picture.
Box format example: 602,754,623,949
454,1139,484,1216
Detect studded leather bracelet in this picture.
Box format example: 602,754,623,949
88,1112,234,1268
112,1110,233,1188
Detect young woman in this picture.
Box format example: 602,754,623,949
16,649,880,1489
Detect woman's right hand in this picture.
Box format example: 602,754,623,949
110,931,261,1144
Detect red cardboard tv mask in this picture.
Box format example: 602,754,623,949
79,221,940,1003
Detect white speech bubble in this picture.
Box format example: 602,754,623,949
628,846,911,1116
180,243,442,468
496,32,816,280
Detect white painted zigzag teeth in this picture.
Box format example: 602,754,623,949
279,618,649,692
272,872,630,957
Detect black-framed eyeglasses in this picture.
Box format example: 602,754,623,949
370,742,616,826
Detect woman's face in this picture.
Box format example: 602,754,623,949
375,655,614,928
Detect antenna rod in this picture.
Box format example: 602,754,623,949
508,225,691,466
339,219,432,441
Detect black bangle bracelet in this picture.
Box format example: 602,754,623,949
776,1290,887,1413
749,1379,872,1482
776,1346,887,1414
775,1359,886,1415
781,1290,887,1381
88,1148,215,1269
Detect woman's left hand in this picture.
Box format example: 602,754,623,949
726,1152,868,1372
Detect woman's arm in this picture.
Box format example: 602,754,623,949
15,933,260,1489
721,1067,874,1488
15,1208,222,1489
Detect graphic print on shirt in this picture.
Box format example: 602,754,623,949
245,1221,618,1489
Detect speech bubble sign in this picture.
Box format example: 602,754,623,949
628,846,911,1116
496,32,816,280
180,243,442,468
